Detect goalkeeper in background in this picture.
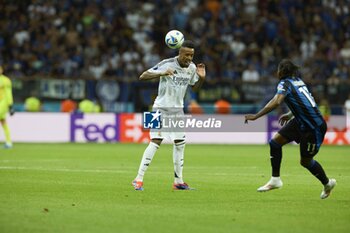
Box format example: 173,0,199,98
0,65,14,148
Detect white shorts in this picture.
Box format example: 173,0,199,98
149,107,186,141
150,130,186,141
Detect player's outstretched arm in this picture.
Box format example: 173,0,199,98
139,69,174,81
245,94,285,123
192,63,206,92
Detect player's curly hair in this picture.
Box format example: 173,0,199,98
278,59,299,79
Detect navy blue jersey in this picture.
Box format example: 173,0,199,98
276,76,325,130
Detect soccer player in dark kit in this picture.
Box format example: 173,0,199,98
245,59,336,199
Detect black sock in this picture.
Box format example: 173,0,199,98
304,160,329,185
269,140,282,177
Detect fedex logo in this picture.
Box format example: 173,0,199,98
70,114,120,142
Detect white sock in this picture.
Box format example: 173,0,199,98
173,141,186,184
270,176,281,184
135,142,159,181
271,176,281,181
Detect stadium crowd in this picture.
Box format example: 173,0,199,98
0,0,349,105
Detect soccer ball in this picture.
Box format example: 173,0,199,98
165,30,184,49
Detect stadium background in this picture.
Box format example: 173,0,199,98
0,0,349,144
1,1,350,233
1,0,349,111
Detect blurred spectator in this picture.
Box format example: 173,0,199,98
14,27,30,47
242,64,260,82
337,64,349,80
88,58,107,79
229,34,246,57
243,0,258,19
300,35,317,61
205,0,221,19
340,40,350,64
326,73,341,104
222,62,239,81
345,94,350,116
171,0,191,30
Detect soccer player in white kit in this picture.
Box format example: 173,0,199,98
132,40,206,191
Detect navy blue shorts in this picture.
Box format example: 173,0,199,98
278,118,327,157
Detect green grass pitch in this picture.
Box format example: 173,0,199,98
0,143,349,233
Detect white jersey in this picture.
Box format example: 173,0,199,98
149,56,199,108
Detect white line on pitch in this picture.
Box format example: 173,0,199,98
0,166,128,173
